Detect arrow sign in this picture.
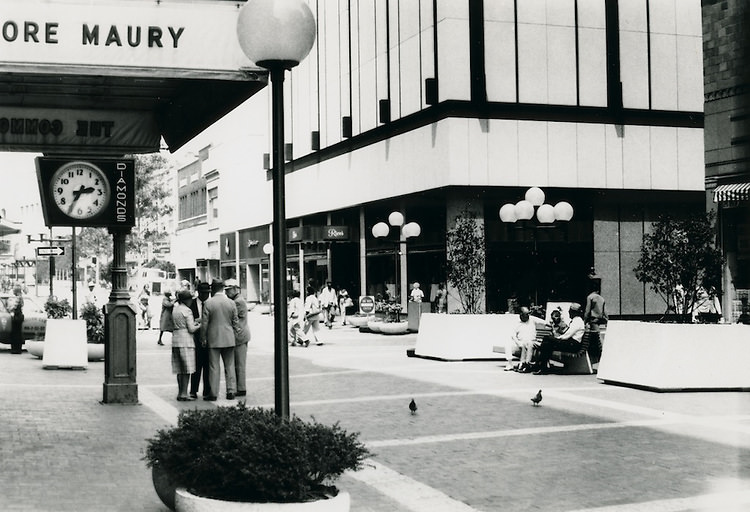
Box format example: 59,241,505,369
36,246,65,257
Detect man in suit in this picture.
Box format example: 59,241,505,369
200,279,239,400
189,282,212,399
224,279,251,398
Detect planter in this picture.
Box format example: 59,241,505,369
378,321,409,335
24,341,105,361
345,315,370,328
175,488,350,512
87,343,105,361
598,320,750,391
26,340,44,358
152,464,178,511
366,319,383,332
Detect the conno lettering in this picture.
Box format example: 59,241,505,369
0,118,63,136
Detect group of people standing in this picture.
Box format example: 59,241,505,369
159,279,250,402
504,280,607,374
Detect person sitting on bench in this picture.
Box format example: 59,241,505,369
504,307,537,372
535,303,585,374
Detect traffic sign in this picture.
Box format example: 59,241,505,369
36,246,65,257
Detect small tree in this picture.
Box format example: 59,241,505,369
446,208,485,313
634,211,722,318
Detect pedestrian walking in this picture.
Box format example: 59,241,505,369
319,280,337,328
138,284,152,329
200,279,239,400
171,289,200,401
224,279,250,397
303,285,323,345
288,289,310,346
189,282,212,399
157,291,175,346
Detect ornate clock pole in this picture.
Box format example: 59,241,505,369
103,226,138,404
36,157,138,405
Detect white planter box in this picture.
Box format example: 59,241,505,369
413,313,545,361
597,321,750,391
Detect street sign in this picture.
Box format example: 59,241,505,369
36,246,65,257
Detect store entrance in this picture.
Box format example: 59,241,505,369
486,241,593,313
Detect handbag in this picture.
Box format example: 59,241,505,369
306,309,321,320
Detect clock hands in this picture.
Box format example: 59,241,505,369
68,185,97,214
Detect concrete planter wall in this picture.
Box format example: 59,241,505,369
597,321,750,391
413,313,545,360
175,488,350,512
25,340,104,361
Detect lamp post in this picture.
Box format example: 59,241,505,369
237,0,316,418
371,212,421,308
499,187,574,305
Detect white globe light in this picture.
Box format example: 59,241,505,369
262,243,274,255
536,204,555,223
525,187,545,206
388,211,404,227
236,0,317,69
403,222,421,238
554,201,574,221
499,203,517,223
514,200,534,221
372,222,389,238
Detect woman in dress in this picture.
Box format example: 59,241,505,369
171,289,201,401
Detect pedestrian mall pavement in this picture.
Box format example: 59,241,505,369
1,312,749,512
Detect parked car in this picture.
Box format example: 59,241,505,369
0,294,47,344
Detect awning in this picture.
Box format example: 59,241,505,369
713,183,750,202
0,218,22,237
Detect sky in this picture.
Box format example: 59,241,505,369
0,152,42,220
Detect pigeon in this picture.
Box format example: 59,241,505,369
530,390,543,406
409,398,418,414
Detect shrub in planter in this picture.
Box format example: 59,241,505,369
143,404,370,504
44,296,72,319
79,301,104,344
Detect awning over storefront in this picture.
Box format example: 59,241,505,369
713,183,750,203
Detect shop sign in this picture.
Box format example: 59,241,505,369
0,107,160,153
359,296,376,314
323,226,349,241
0,1,254,73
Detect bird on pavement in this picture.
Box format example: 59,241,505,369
531,390,543,406
409,398,418,414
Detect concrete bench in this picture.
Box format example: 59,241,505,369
492,326,594,374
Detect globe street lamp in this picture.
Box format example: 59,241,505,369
499,187,574,305
372,212,421,308
237,0,316,418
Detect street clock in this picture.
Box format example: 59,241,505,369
36,157,135,228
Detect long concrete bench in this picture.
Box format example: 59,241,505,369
492,326,594,374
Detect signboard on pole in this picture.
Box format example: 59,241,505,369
36,246,65,257
359,296,376,315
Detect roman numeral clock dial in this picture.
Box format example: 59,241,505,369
50,161,111,220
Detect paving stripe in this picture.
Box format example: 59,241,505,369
347,459,481,512
366,418,675,448
139,386,179,425
566,489,750,512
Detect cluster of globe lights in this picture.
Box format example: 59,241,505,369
371,212,422,239
499,187,574,223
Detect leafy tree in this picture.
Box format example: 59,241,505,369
77,153,174,264
634,212,723,318
446,208,486,314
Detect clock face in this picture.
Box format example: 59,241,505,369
50,161,111,219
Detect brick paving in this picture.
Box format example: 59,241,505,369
1,312,749,511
